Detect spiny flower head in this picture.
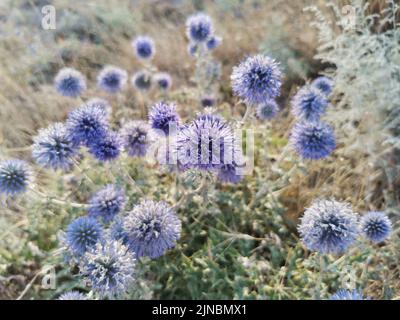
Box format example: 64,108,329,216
132,36,155,60
88,185,126,223
290,121,336,160
97,66,128,94
54,68,86,97
32,122,78,171
66,216,103,256
88,131,122,162
176,114,236,171
149,102,180,136
206,35,222,50
256,100,279,120
80,240,136,298
0,159,32,196
154,72,172,91
186,13,213,43
123,200,181,259
231,54,283,105
66,103,109,146
131,71,152,91
330,289,367,300
291,86,328,122
86,97,112,118
120,121,153,157
109,217,130,246
58,291,87,300
361,211,392,243
298,199,359,254
312,76,333,96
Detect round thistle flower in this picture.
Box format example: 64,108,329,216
97,66,128,94
256,100,279,120
86,97,112,118
361,211,392,243
80,240,136,298
66,216,103,256
109,217,130,246
206,35,222,50
312,76,333,96
0,159,32,196
201,96,216,108
186,13,213,43
120,121,153,157
330,289,366,300
88,131,122,162
88,185,126,223
66,103,109,146
132,36,155,60
154,72,172,91
149,102,180,136
58,291,87,300
298,199,360,254
32,122,78,171
290,121,336,160
123,200,181,259
291,86,328,122
131,71,152,91
54,68,86,97
176,114,235,171
231,54,282,105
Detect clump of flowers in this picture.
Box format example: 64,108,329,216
149,102,180,136
256,100,279,120
97,66,128,94
0,159,32,196
291,85,328,122
54,68,86,98
123,200,181,259
360,211,392,244
32,122,78,171
298,199,359,254
120,121,153,157
88,185,126,223
132,36,155,60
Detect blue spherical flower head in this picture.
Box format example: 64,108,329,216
330,289,366,300
290,121,336,160
206,36,222,50
97,66,128,94
32,122,78,171
120,121,153,157
361,211,392,243
298,199,360,254
66,103,109,146
88,131,122,162
110,217,130,246
201,96,216,108
177,114,236,171
54,68,86,97
0,159,32,196
291,86,328,122
80,240,136,298
66,216,103,256
149,102,180,136
312,76,333,96
186,13,213,43
154,72,172,91
256,100,279,120
86,97,112,118
131,71,152,91
88,185,126,223
187,43,198,57
132,36,155,60
123,200,181,259
231,55,283,105
58,291,87,300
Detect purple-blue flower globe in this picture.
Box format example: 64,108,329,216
97,66,128,94
0,159,32,196
120,121,153,157
361,211,392,243
54,68,86,98
132,36,155,60
154,72,172,91
206,36,222,50
312,76,333,96
290,121,336,160
231,55,283,105
131,71,152,91
32,122,78,171
291,86,328,122
88,185,126,223
149,102,180,136
201,96,216,108
86,98,112,118
186,13,213,43
256,100,279,120
66,216,103,256
330,289,367,300
123,200,181,259
298,199,359,254
88,131,122,162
